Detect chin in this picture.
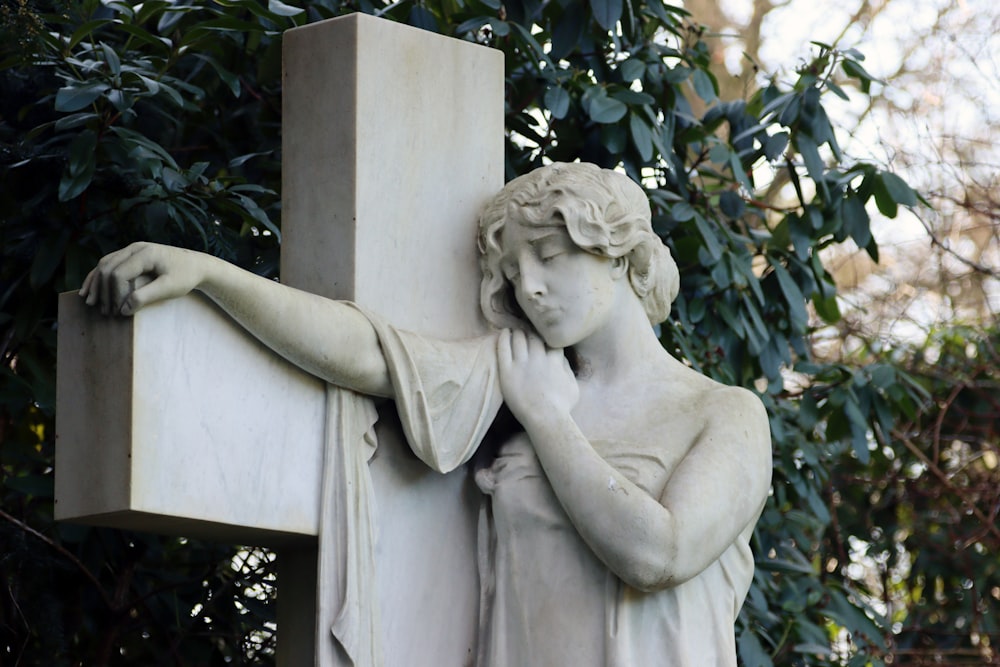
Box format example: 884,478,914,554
533,327,578,349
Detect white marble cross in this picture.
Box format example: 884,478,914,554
56,14,503,665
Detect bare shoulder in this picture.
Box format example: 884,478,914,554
703,383,768,427
697,383,772,471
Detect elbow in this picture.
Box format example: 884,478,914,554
619,563,701,593
613,543,699,593
620,568,674,593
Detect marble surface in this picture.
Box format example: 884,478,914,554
281,14,504,338
57,13,505,667
56,291,326,543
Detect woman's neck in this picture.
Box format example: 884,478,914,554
569,285,670,387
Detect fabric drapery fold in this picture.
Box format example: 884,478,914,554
317,386,380,667
315,305,503,666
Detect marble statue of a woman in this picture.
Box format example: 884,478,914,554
81,162,772,666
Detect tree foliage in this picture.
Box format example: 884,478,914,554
828,326,1000,665
0,0,941,664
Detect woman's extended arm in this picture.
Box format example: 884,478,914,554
80,242,393,397
496,329,771,592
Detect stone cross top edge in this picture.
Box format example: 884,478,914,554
55,13,504,667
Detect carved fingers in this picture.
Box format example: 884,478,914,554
79,242,202,316
497,328,579,421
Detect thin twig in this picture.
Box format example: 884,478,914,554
893,435,1000,544
0,508,114,610
932,382,965,465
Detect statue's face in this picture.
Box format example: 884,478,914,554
499,219,618,349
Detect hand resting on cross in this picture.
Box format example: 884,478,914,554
80,241,395,398
80,242,209,317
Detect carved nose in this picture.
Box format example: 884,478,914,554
519,267,545,300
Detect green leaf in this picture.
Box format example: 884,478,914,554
738,629,774,667
716,299,743,335
687,297,706,323
55,83,110,112
585,89,627,124
727,152,752,192
268,0,304,15
110,126,179,169
229,184,276,195
610,89,655,105
195,54,242,98
693,212,723,260
590,0,623,31
620,58,645,82
793,643,831,656
161,167,188,193
157,5,190,33
155,80,187,108
232,193,281,240
115,20,172,52
455,16,490,34
59,130,98,201
408,4,438,31
490,19,511,37
844,395,870,463
826,589,884,641
787,215,811,261
629,113,653,161
827,81,849,101
764,132,788,161
550,9,584,59
796,135,825,186
812,292,841,324
132,73,161,96
718,191,745,219
54,112,99,131
757,555,816,574
664,64,691,84
711,255,732,288
670,201,695,222
229,152,271,168
708,143,730,164
871,174,898,218
600,123,627,153
68,19,112,49
842,193,871,248
509,23,555,69
691,68,717,103
771,262,808,332
100,42,121,75
544,86,570,119
842,59,877,94
106,88,131,112
868,364,895,389
879,172,918,207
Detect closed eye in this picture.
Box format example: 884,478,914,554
532,233,572,263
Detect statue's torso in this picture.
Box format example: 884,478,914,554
475,376,753,667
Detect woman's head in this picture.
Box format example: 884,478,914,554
478,162,679,330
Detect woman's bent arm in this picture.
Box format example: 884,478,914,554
80,242,393,397
496,328,771,591
522,388,770,591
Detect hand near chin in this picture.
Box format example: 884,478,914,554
497,328,579,425
79,242,206,317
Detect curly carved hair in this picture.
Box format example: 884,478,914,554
478,162,679,330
